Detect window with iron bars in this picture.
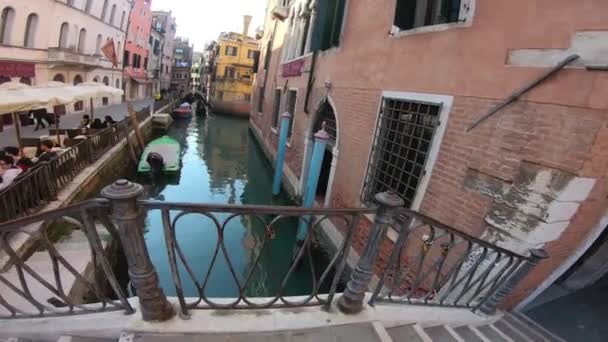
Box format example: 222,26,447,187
285,90,297,140
363,97,441,208
394,0,463,31
272,89,282,128
257,87,264,113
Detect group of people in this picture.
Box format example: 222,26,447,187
0,113,121,191
79,115,117,130
0,141,58,191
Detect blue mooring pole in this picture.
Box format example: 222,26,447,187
272,112,293,195
297,127,330,242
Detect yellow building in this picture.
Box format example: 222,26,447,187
210,16,259,117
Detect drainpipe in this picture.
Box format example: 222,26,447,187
261,20,279,108
303,51,318,114
303,0,318,114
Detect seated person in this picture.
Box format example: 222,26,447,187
90,118,108,129
0,155,23,190
37,140,58,163
79,114,91,128
3,146,34,172
104,115,117,126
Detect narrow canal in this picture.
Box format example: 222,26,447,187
133,113,331,299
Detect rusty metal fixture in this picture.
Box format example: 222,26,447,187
369,207,539,311
143,198,372,316
102,180,175,322
0,177,545,320
478,249,548,315
338,191,405,314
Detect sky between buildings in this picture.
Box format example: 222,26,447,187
151,0,267,52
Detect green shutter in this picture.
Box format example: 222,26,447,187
311,0,330,51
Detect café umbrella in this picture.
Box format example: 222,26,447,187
0,82,124,152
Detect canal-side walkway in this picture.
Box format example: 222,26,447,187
0,98,153,145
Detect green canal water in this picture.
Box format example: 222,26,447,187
134,113,332,299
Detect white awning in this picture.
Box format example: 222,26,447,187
0,82,124,113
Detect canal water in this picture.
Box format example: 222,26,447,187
134,113,332,299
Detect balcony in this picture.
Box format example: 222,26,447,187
48,47,101,69
215,76,253,85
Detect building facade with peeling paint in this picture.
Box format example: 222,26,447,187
250,0,608,311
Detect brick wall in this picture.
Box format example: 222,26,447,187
250,0,608,308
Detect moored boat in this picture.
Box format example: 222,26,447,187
173,102,193,119
137,135,181,176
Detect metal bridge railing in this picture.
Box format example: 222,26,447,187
367,208,545,314
0,180,547,321
0,199,133,319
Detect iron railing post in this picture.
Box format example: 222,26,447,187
478,249,548,315
338,191,404,314
101,179,175,321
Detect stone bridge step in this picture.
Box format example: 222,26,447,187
1,311,566,342
118,323,388,342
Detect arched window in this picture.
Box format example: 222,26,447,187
23,13,38,48
0,7,16,45
19,77,31,85
59,22,69,48
109,4,116,25
93,76,100,82
115,79,120,88
77,28,86,53
53,74,65,83
103,76,109,86
85,0,93,13
95,34,102,54
116,41,121,59
73,74,83,85
120,11,125,30
101,0,109,21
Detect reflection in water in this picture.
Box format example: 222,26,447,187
134,114,329,298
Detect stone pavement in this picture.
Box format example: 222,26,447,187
0,98,154,147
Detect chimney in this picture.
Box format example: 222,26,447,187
243,15,252,38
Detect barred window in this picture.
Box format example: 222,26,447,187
257,87,264,113
363,97,441,207
272,89,282,128
285,90,297,139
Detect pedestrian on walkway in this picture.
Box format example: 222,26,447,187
31,108,48,131
0,155,23,190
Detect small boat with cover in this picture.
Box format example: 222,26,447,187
138,136,181,176
173,102,193,119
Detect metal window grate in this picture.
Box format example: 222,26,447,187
286,90,297,139
272,89,282,128
363,97,441,207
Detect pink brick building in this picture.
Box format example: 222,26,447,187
123,0,152,100
251,0,608,311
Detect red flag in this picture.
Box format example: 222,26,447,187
101,39,118,67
